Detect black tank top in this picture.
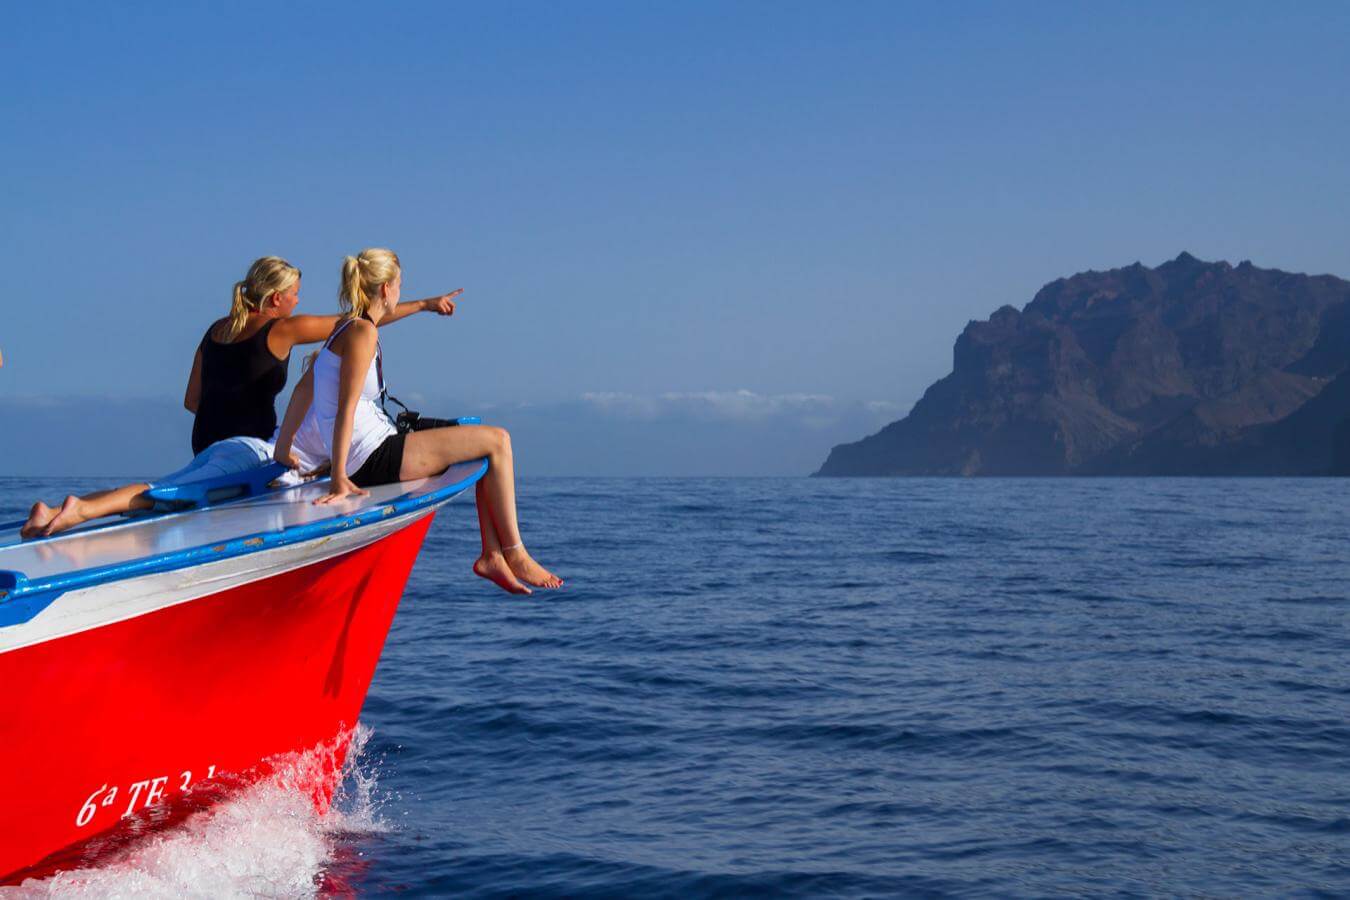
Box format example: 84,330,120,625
191,320,289,454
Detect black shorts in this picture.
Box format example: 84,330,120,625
351,433,407,488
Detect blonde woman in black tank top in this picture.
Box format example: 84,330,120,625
20,256,461,538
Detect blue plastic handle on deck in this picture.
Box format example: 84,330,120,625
143,462,289,511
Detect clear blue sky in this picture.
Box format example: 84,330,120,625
3,2,1349,475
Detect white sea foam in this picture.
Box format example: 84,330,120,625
7,726,389,899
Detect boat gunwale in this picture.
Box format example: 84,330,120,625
0,459,487,615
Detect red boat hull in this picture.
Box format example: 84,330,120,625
0,512,435,881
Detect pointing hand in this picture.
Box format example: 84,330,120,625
426,289,463,316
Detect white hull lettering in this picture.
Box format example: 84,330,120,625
75,764,219,829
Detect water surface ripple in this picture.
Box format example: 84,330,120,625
4,477,1349,896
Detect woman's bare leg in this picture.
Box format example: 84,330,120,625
21,483,152,539
474,479,504,557
400,425,562,588
477,477,563,589
469,479,530,595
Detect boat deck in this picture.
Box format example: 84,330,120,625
0,460,488,619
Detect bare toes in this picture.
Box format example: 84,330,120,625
21,502,56,539
504,553,562,589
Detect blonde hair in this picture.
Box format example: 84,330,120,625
227,256,301,339
339,248,402,320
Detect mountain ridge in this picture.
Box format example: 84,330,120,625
816,253,1350,476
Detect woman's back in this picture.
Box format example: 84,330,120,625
191,318,289,454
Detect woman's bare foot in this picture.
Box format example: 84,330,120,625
473,552,532,595
20,501,59,539
503,546,563,589
39,496,89,537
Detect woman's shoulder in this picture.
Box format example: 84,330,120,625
329,316,377,349
202,318,231,345
204,316,278,345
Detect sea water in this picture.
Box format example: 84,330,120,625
1,477,1347,897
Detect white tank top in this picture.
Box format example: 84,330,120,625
305,319,397,476
283,420,326,476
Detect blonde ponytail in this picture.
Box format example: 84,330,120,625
338,248,401,320
340,255,369,320
226,280,251,340
225,256,302,339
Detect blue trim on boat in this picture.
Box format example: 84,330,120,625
0,590,66,629
0,459,488,627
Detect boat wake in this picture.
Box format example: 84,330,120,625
7,726,390,898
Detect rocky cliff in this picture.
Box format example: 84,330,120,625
817,253,1350,476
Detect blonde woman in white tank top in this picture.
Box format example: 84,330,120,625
311,248,562,595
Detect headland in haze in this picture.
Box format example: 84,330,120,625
818,253,1350,476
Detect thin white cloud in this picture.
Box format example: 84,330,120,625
657,390,836,422
580,392,663,419
580,389,863,428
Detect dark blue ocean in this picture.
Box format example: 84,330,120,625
4,477,1349,897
